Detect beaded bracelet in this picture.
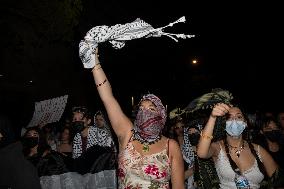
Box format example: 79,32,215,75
200,131,213,140
96,79,107,88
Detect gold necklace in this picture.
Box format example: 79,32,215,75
228,141,245,158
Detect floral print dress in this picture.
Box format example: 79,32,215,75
118,139,171,189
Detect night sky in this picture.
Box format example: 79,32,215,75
0,1,282,130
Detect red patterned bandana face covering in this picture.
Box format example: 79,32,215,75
133,94,167,145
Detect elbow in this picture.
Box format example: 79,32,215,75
196,148,208,159
197,153,208,159
197,151,204,159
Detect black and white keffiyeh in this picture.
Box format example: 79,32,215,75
72,126,114,159
182,127,195,168
71,126,117,188
79,16,195,68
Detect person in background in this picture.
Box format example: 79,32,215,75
94,110,118,154
22,127,51,167
71,106,117,189
255,116,284,171
172,115,196,189
22,126,81,189
57,126,73,155
57,126,73,171
186,113,220,189
276,111,284,135
0,115,41,189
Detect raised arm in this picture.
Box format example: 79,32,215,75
197,103,230,159
91,48,133,146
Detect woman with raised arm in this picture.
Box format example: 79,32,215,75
90,48,184,189
197,103,283,189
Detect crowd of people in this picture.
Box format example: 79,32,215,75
1,47,284,189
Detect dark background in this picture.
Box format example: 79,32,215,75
0,1,282,130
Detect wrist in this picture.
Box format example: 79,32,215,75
210,114,217,119
200,131,213,140
91,63,102,72
94,63,101,68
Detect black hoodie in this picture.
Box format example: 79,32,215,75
0,115,41,189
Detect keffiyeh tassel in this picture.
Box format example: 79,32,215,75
79,16,194,69
151,16,195,42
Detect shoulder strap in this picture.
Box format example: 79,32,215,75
128,130,135,143
248,142,268,179
224,139,268,179
167,139,170,157
218,141,222,149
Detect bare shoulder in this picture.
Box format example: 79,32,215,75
168,138,179,147
160,136,179,151
251,142,269,154
211,141,220,149
166,138,181,154
251,143,278,177
251,143,265,151
250,142,273,161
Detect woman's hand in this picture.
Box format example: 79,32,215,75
197,103,230,159
210,103,231,118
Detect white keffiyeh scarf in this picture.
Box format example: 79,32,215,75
72,126,114,159
182,127,195,168
79,16,195,68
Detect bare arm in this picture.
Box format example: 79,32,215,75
91,49,133,146
256,144,278,177
184,166,194,179
169,139,185,189
197,103,230,159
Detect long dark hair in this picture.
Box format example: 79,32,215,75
222,105,268,179
213,104,252,142
59,126,72,144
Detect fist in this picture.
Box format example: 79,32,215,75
211,103,231,118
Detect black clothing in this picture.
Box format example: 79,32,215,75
27,150,70,177
73,144,116,175
0,115,15,149
255,134,284,170
58,152,74,172
0,141,41,189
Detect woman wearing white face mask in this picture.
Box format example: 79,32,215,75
197,103,283,189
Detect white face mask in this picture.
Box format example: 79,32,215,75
225,120,247,137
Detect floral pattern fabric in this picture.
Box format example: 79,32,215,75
118,140,171,189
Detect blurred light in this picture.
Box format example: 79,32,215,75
29,80,33,83
192,59,197,64
0,74,3,77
